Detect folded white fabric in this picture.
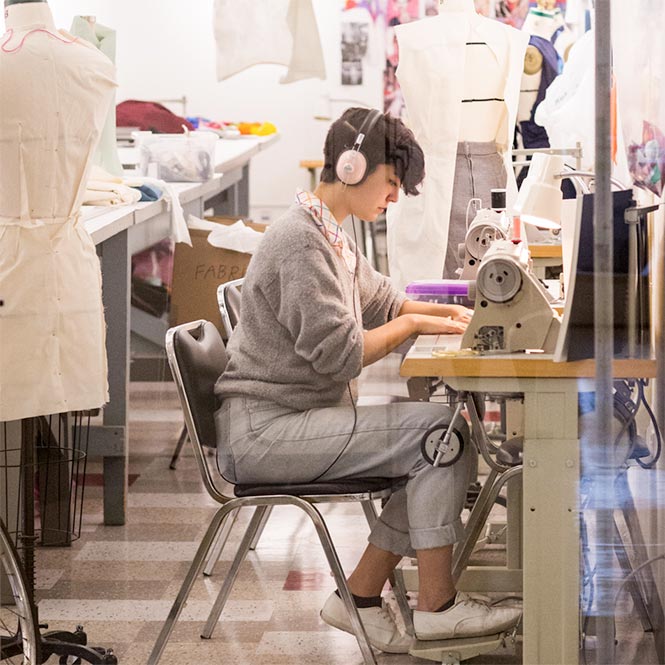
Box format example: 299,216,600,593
83,165,142,206
83,166,191,246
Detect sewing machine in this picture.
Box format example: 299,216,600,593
457,206,511,281
462,239,561,353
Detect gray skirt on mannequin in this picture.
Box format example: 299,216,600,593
444,142,507,279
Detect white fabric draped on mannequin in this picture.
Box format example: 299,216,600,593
0,2,117,421
386,5,528,290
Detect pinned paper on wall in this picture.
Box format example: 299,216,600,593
474,1,568,29
613,0,665,196
383,0,420,118
340,18,369,85
342,0,384,23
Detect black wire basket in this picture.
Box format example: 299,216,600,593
1,412,92,555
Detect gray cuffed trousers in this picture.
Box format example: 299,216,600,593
215,396,474,557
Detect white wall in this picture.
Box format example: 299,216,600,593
23,0,386,223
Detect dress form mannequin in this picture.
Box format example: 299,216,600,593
0,0,117,420
517,8,563,126
516,3,572,159
522,2,574,61
386,0,528,285
454,4,508,144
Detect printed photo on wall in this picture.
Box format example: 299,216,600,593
488,0,530,28
476,1,568,29
341,21,369,85
384,0,420,118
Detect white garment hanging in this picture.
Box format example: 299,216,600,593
213,0,325,83
0,3,117,421
535,30,630,185
386,11,528,290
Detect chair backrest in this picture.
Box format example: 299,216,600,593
166,321,227,450
216,278,244,338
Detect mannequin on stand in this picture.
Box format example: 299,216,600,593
516,0,574,191
386,0,528,285
517,3,566,135
0,0,116,422
1,1,118,660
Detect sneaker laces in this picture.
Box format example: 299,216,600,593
374,605,396,627
457,594,491,613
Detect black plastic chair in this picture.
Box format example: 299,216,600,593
149,321,408,665
217,277,243,339
169,278,244,470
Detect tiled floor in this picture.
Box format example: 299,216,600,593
17,355,662,664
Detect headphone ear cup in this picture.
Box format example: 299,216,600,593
336,149,367,185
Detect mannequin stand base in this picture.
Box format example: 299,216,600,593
41,625,118,664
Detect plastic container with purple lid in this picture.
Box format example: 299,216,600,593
405,280,474,307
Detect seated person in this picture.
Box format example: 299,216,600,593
214,107,521,652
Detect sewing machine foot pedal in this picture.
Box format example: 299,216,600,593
408,628,518,664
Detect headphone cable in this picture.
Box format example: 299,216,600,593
309,216,361,482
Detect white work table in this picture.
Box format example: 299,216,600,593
400,335,656,665
85,134,278,525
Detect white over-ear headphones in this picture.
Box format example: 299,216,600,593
335,109,383,186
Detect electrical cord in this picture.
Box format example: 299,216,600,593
635,379,662,469
606,379,661,470
611,380,641,465
308,216,360,483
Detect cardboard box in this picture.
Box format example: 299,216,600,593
170,216,266,336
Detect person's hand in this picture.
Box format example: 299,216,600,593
411,314,468,335
447,305,474,324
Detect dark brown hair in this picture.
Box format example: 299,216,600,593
320,107,425,196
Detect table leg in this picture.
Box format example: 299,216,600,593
522,379,580,664
208,166,250,218
97,230,129,526
237,164,250,217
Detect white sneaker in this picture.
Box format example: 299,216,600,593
413,592,521,640
320,591,413,654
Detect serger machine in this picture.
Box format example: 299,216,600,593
461,239,561,353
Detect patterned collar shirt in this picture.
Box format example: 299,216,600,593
294,188,356,274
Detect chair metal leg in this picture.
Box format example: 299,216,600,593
360,499,414,635
203,508,240,576
612,518,652,632
169,425,188,470
297,499,377,665
360,499,378,527
202,506,269,639
452,468,500,581
452,466,522,583
616,472,665,662
389,568,415,636
147,503,234,665
249,505,272,551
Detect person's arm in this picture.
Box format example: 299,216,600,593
362,312,467,366
398,299,473,324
